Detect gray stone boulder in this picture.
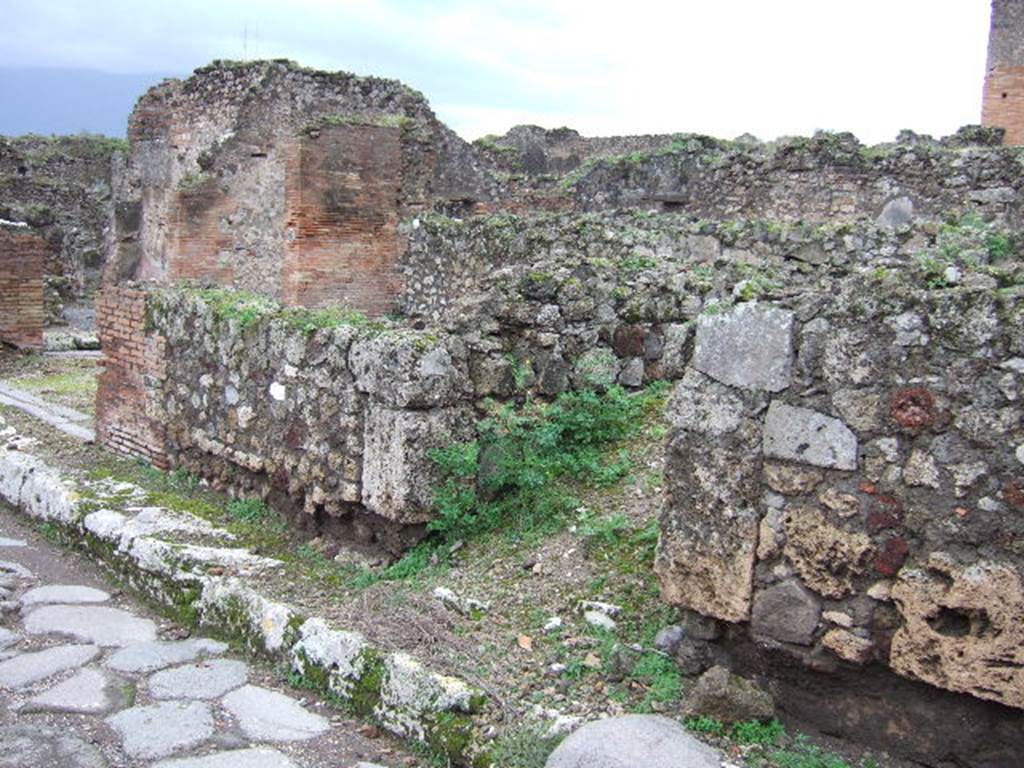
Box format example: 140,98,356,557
681,665,774,724
545,714,720,768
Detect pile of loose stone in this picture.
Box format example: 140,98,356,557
0,541,381,768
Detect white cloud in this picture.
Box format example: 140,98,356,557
0,0,994,143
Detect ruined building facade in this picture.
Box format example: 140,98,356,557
88,59,1024,767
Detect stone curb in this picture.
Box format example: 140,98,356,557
0,434,487,765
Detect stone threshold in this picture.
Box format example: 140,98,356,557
0,424,487,766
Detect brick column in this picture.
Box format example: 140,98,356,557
0,226,47,349
95,286,169,467
983,0,1024,144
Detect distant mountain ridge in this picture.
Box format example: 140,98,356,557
0,67,176,137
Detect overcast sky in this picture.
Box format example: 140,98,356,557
0,0,995,143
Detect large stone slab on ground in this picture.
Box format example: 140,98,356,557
105,637,228,673
106,700,214,759
0,537,26,547
0,627,17,650
24,667,129,714
149,658,248,700
222,684,329,742
0,643,99,688
0,724,107,768
762,402,858,470
545,714,720,768
23,604,157,647
693,302,794,392
153,748,298,768
20,584,110,607
0,559,33,579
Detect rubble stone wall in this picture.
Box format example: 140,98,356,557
0,224,48,348
567,130,1024,226
0,135,122,322
96,203,1024,763
101,287,474,551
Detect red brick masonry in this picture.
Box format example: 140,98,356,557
983,65,1024,145
95,286,169,467
0,227,47,349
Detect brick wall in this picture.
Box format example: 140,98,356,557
0,227,47,348
95,286,169,467
281,124,405,315
983,65,1024,145
168,180,238,285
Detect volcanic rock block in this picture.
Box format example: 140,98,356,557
890,553,1024,709
361,405,473,524
763,402,858,470
693,302,794,392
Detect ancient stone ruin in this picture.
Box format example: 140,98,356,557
0,134,122,342
67,53,1024,765
0,5,1021,766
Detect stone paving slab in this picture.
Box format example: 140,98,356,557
0,382,95,442
23,667,129,714
223,685,330,742
153,747,299,768
0,627,17,650
23,604,158,647
20,584,110,607
0,537,26,547
0,724,108,768
106,700,215,760
149,658,248,700
0,643,100,689
0,559,34,579
105,638,228,674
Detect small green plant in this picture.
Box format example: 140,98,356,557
36,521,63,543
631,652,682,710
735,264,781,300
768,736,857,768
578,512,630,546
732,718,785,746
488,724,565,768
618,254,659,272
227,498,270,522
428,386,657,542
690,265,715,292
280,306,369,333
350,540,440,588
686,715,728,737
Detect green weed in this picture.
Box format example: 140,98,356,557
428,384,667,543
489,724,565,768
227,498,270,522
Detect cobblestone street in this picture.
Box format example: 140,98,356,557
0,505,406,768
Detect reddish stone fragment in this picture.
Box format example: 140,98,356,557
1003,480,1024,509
874,538,910,577
890,387,937,431
868,495,904,532
612,324,646,358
